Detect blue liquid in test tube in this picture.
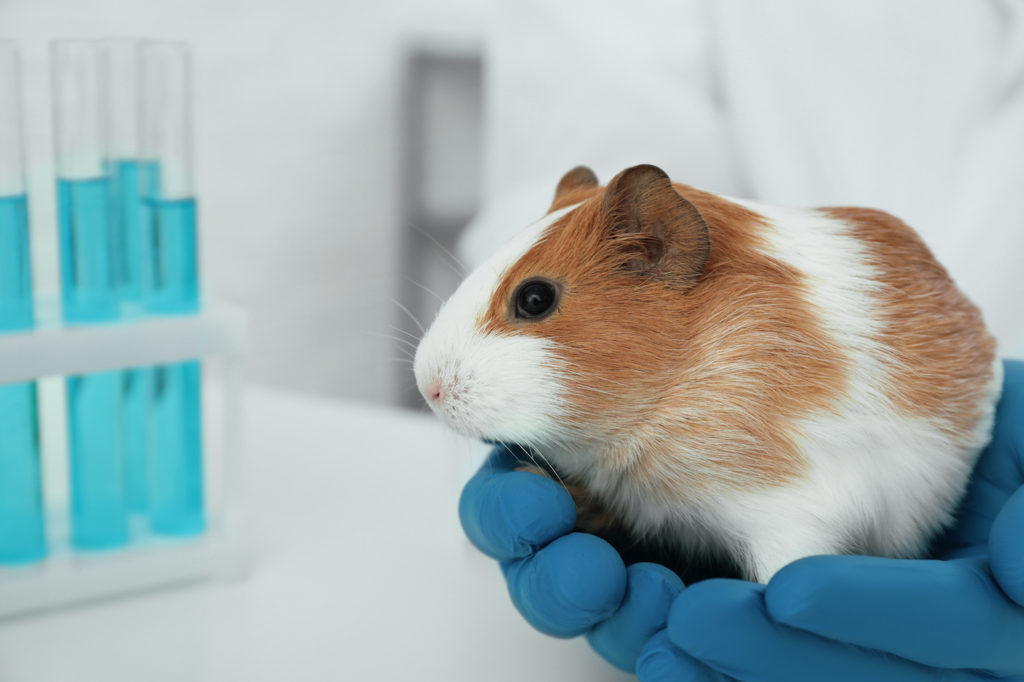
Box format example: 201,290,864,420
149,361,203,535
142,42,205,536
120,363,149,514
58,178,129,549
57,177,119,323
146,197,199,315
145,197,204,536
0,382,43,563
54,41,127,550
109,159,159,312
108,158,159,513
0,195,33,329
66,371,125,548
0,195,46,564
0,43,46,565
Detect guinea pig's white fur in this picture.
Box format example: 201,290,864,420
414,165,1001,583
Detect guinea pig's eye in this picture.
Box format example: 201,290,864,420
514,279,559,320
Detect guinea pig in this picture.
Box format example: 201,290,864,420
413,164,1001,583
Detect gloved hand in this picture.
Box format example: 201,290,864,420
459,443,682,670
459,360,1024,680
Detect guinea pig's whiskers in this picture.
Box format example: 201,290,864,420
520,447,543,472
387,325,422,343
391,298,426,335
405,220,467,277
360,329,417,346
388,338,419,357
394,340,418,355
404,277,447,307
362,331,418,358
530,449,569,491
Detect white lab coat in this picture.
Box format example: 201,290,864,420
461,0,1024,358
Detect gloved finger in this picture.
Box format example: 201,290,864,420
636,629,731,682
669,578,981,682
587,563,685,672
764,555,1024,677
501,532,626,637
991,360,1024,458
459,447,576,562
937,361,1024,556
991,485,1024,607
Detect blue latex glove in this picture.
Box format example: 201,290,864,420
459,444,682,669
459,360,1024,680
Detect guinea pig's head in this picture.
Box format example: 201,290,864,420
414,164,710,447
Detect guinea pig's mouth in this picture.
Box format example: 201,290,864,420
421,386,523,443
424,393,491,440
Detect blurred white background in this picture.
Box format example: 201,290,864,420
3,0,1022,411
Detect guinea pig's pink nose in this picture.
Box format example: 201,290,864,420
424,379,444,404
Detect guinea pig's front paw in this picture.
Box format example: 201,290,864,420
515,465,618,536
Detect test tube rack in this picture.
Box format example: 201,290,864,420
0,304,247,619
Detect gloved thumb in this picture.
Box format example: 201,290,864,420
990,484,1024,606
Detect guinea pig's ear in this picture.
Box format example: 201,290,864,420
550,165,599,212
601,164,710,288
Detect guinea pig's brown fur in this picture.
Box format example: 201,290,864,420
825,206,996,438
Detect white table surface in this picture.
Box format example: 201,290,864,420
0,386,635,682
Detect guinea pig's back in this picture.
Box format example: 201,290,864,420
658,189,1001,562
644,187,1001,493
728,196,1000,556
698,189,1001,449
819,205,999,453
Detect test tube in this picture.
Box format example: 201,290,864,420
0,43,32,331
53,41,119,324
141,42,204,536
101,39,152,514
0,42,46,564
53,40,127,549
